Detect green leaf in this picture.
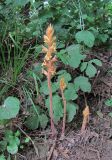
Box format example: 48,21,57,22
64,83,78,100
66,44,86,68
46,95,63,123
90,59,102,66
98,34,109,43
86,63,97,78
105,98,112,107
40,81,58,95
25,114,39,130
0,154,6,160
66,103,78,122
24,137,30,143
80,62,88,72
0,141,7,152
108,112,112,117
75,30,95,47
74,76,91,92
0,97,20,120
7,141,18,155
39,114,48,129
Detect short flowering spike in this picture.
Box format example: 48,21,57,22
60,77,66,91
81,105,90,133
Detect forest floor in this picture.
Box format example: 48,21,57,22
17,49,112,160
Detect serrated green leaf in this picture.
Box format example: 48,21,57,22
66,44,86,68
64,84,78,100
0,97,20,120
66,103,78,122
105,98,112,107
74,76,91,92
46,95,63,123
40,81,58,95
90,59,102,66
75,30,95,47
39,114,48,129
86,63,97,77
25,114,39,130
80,62,88,72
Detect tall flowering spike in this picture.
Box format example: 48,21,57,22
42,24,57,136
42,24,56,61
60,77,66,91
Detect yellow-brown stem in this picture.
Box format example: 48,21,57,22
81,116,88,133
47,71,56,136
61,89,66,137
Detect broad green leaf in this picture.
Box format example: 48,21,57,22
64,84,78,100
66,103,78,122
66,44,86,68
0,97,20,120
105,98,112,107
75,30,95,47
86,63,97,77
40,81,58,95
80,62,88,72
7,141,18,155
46,95,63,123
39,114,48,129
0,154,6,160
90,59,102,66
74,76,91,92
25,114,39,130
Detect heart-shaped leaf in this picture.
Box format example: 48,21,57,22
0,97,20,120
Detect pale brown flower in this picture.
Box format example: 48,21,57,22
60,77,66,91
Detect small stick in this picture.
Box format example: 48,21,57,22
14,124,39,157
47,138,57,160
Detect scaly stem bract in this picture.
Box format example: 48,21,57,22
61,88,66,137
47,71,55,136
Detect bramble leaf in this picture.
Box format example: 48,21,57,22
74,76,91,92
75,30,95,47
66,103,78,122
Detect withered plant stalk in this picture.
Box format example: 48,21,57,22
60,78,66,137
42,24,57,136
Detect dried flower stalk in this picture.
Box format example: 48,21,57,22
60,77,67,137
42,24,57,136
81,105,90,133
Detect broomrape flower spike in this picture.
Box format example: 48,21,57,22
60,77,67,137
42,24,57,136
81,105,90,133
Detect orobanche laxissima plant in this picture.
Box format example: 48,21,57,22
40,24,102,136
42,24,57,136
